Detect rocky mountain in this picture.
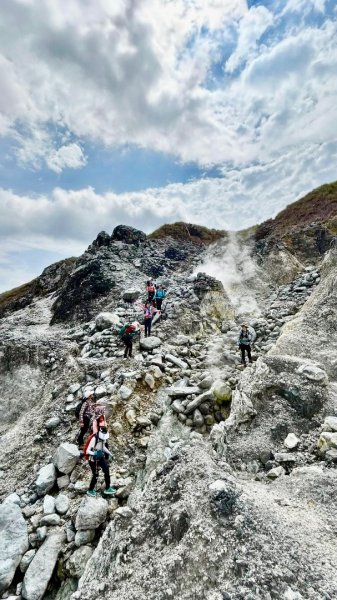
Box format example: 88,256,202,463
1,184,337,600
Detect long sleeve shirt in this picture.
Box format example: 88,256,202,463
87,436,112,458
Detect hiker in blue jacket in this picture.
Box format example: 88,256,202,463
154,285,166,311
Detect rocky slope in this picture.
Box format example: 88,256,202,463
1,187,337,600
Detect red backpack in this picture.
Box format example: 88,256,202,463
83,433,96,461
125,324,136,335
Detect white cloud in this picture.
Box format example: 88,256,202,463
46,143,87,173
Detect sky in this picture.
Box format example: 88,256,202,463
0,0,337,292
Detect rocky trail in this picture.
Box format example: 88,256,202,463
0,223,337,600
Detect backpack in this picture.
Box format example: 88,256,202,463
75,399,85,419
125,324,136,335
83,433,97,461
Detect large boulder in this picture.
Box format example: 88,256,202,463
35,463,57,496
75,497,108,531
22,532,65,600
54,443,80,475
95,312,121,331
212,380,232,403
66,546,93,578
123,289,141,302
140,336,162,351
0,502,29,593
111,225,146,245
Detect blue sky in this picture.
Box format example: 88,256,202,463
0,0,337,291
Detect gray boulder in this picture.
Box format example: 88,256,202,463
55,494,69,515
74,529,95,547
75,497,108,531
0,502,29,593
20,550,36,574
43,495,55,515
35,463,56,496
165,354,188,369
140,336,162,351
95,312,120,331
22,532,65,600
123,289,141,302
66,546,93,578
54,443,80,474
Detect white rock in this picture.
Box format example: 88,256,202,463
69,383,81,394
55,495,69,515
66,394,75,404
74,529,95,547
67,546,93,578
22,532,65,600
284,433,300,450
322,416,337,432
35,463,57,496
144,373,155,389
0,502,29,593
75,497,108,531
140,336,162,351
45,417,61,430
20,550,36,574
267,466,285,479
212,380,232,402
54,443,80,474
57,475,70,490
199,375,213,389
165,354,188,369
95,385,106,398
297,364,328,384
111,421,123,435
173,335,190,346
3,493,21,506
151,365,163,379
39,514,61,527
119,385,133,400
208,480,228,493
95,312,120,331
114,506,133,519
125,409,137,428
43,495,55,515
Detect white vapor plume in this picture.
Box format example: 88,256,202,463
195,232,262,317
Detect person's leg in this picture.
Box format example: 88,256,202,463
100,457,111,489
148,318,152,336
124,340,128,358
128,338,133,357
78,415,90,446
144,319,149,337
240,345,246,364
247,345,252,363
156,298,162,311
89,460,98,491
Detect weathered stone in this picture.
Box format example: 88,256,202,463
199,375,213,390
95,312,120,331
193,409,204,427
75,497,108,531
114,506,133,519
57,475,70,490
172,399,185,414
69,383,81,394
40,513,61,527
297,364,328,384
167,386,200,398
55,494,69,515
3,493,21,506
185,390,214,414
22,532,65,600
45,417,61,430
67,545,93,578
74,529,95,547
284,433,300,449
54,443,80,474
165,354,188,369
20,550,36,574
144,373,155,389
119,385,133,401
140,336,162,351
317,432,337,453
35,463,57,496
43,495,55,515
0,502,29,593
36,526,47,542
123,289,141,302
322,416,337,432
267,466,286,479
125,409,137,427
212,380,232,403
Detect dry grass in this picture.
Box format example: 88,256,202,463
0,280,37,312
149,222,226,245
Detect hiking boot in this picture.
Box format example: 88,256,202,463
86,489,96,497
104,487,117,496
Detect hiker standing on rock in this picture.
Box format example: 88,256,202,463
154,285,166,311
77,394,95,447
119,321,141,358
86,425,116,497
146,280,155,303
238,323,253,366
137,300,158,337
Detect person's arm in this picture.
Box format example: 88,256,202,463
86,436,96,456
103,443,113,457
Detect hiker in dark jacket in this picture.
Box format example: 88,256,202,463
119,321,140,358
238,323,253,366
146,280,155,303
154,285,166,311
77,394,94,447
86,425,116,497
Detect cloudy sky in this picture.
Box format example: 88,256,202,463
0,0,337,292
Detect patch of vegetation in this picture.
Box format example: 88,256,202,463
0,280,37,315
149,222,226,245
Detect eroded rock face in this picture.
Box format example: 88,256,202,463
0,502,29,593
22,532,65,600
111,225,146,245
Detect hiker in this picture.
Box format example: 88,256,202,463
77,394,95,447
146,280,155,303
86,425,116,497
92,403,107,434
238,323,253,366
154,285,166,311
119,321,141,358
137,300,158,337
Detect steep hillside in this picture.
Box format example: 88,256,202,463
149,222,227,245
255,181,337,262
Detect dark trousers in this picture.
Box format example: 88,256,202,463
77,415,91,446
144,318,152,337
148,291,155,302
89,457,110,491
240,344,252,364
156,298,163,310
123,337,133,357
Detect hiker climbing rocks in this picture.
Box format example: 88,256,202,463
146,280,155,303
155,284,166,311
77,394,95,447
137,300,157,337
85,425,116,497
119,321,141,358
238,323,253,366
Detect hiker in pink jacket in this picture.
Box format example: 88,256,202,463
137,300,158,337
